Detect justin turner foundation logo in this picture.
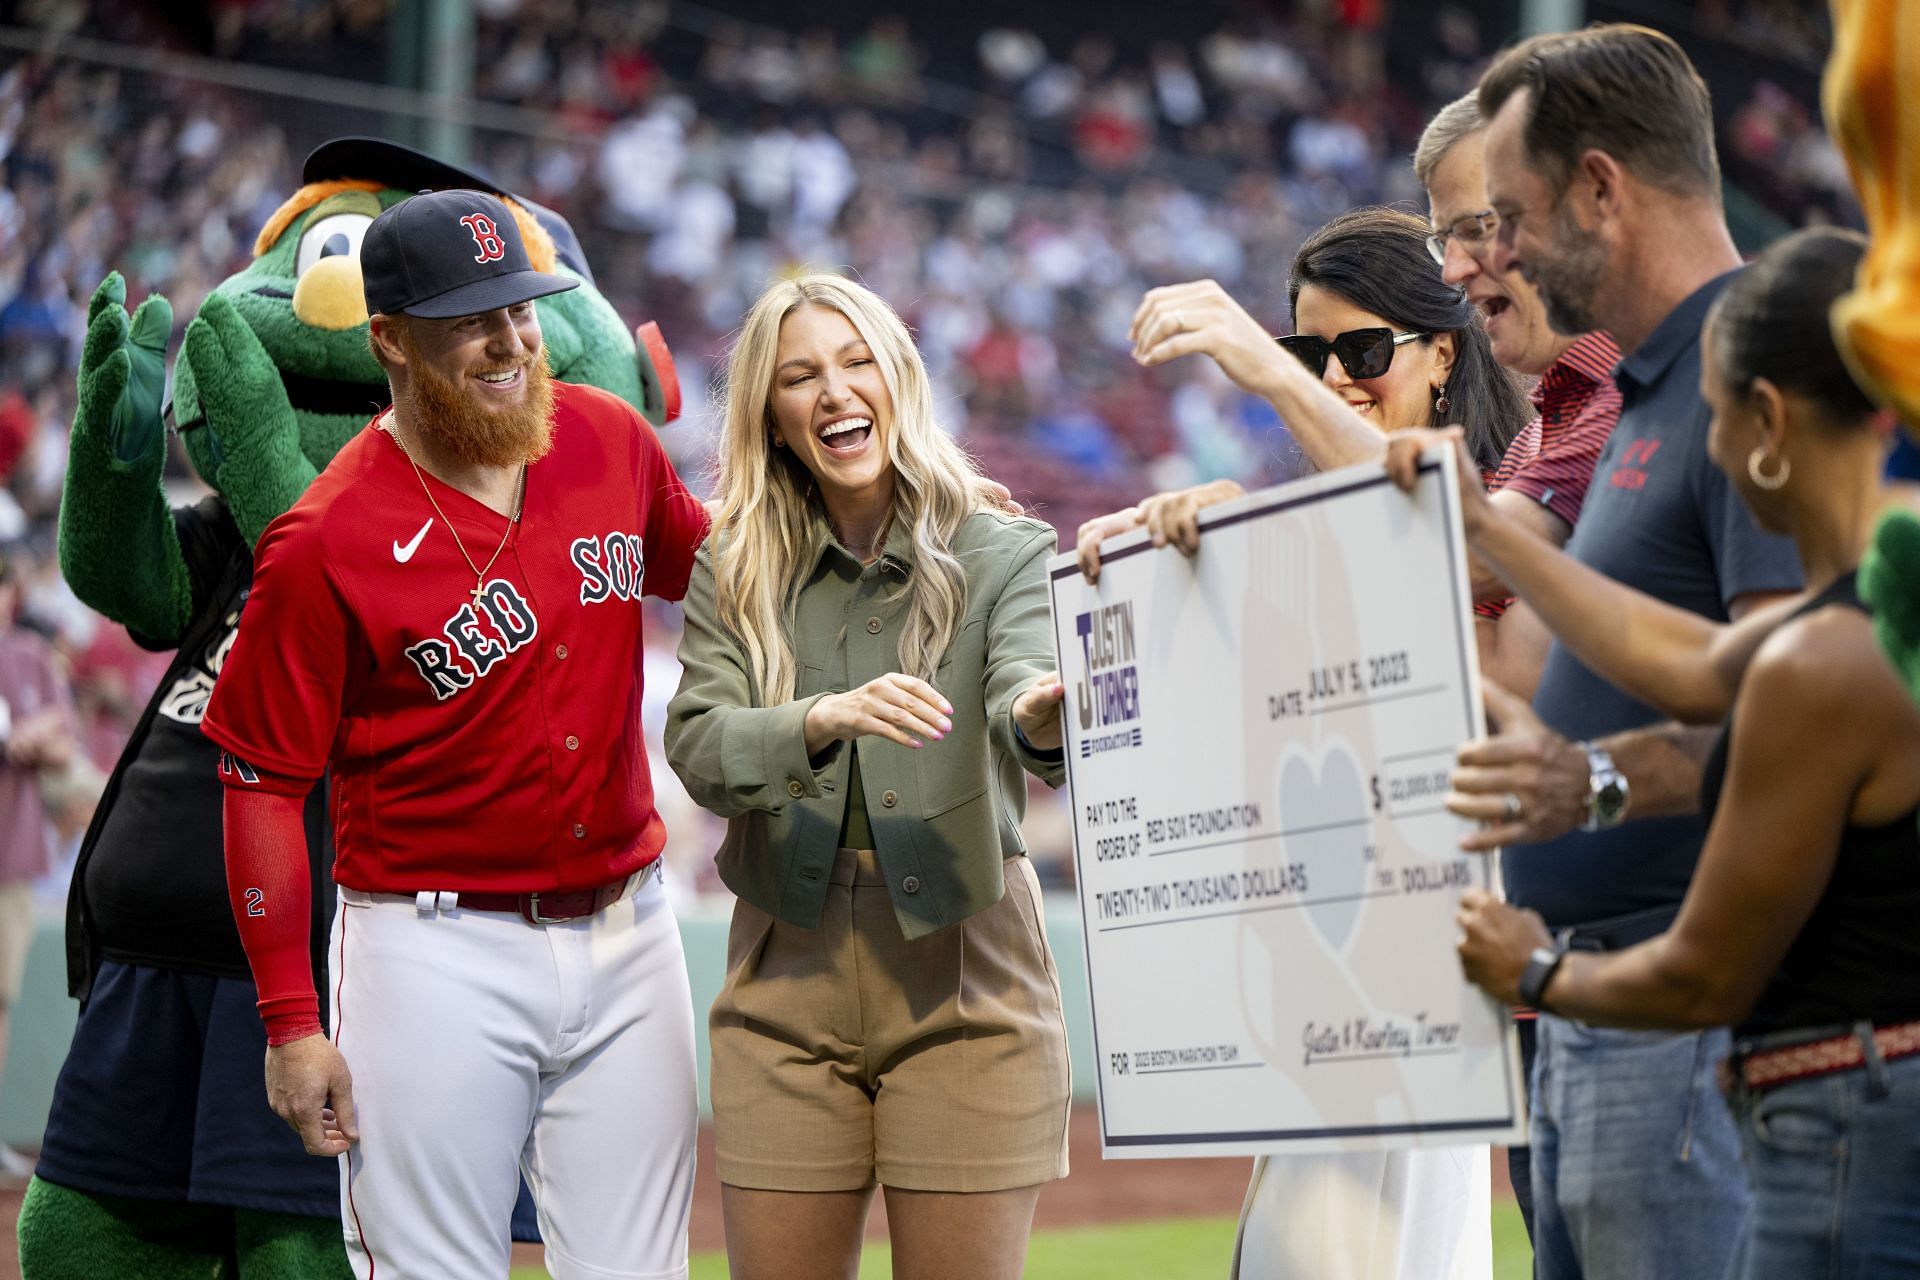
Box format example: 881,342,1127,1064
1074,601,1143,758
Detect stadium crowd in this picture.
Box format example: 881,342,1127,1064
3,0,1853,567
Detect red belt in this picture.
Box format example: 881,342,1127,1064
1721,1018,1920,1095
456,861,657,926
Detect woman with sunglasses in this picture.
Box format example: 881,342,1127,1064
1111,204,1526,488
1079,210,1529,1279
1087,203,1530,516
1079,207,1536,689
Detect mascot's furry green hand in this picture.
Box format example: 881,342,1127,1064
1862,511,1920,697
61,273,184,641
60,142,677,646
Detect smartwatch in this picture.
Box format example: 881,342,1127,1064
1579,741,1630,832
1517,943,1568,1010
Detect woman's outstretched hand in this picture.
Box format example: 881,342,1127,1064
1075,480,1247,581
1138,479,1246,557
1012,672,1066,752
804,673,953,756
1075,505,1144,584
1130,279,1292,402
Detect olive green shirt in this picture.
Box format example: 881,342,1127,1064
841,746,874,851
665,510,1066,939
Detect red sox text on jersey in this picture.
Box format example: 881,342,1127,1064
403,533,648,700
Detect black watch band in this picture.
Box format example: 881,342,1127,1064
1517,944,1567,1010
1014,721,1066,762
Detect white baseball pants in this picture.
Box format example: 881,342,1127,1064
327,869,697,1279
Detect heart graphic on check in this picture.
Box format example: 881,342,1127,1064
1273,740,1371,955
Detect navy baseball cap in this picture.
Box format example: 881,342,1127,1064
303,137,599,285
360,189,578,320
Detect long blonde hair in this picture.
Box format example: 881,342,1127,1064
713,274,1004,705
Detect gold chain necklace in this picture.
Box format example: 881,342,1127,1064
383,418,525,607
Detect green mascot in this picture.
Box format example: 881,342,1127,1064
17,138,678,1279
1824,0,1920,706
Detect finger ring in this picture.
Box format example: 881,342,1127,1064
1171,309,1186,333
1502,793,1523,821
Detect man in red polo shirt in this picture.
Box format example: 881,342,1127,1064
204,189,709,1279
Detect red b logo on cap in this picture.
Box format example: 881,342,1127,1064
460,213,506,264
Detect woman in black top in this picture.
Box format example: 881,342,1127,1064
1430,228,1920,1276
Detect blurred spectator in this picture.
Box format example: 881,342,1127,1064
0,545,81,1165
845,15,920,103
1150,43,1208,130
1726,78,1859,227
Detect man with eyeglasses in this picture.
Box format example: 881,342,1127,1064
1416,93,1623,673
1424,204,1615,556
1412,89,1625,1255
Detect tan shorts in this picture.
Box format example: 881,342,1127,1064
711,849,1071,1193
0,881,35,1008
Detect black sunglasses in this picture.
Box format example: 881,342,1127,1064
1276,328,1428,381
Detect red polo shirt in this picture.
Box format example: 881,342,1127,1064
1477,332,1624,620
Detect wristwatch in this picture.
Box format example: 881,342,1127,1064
1517,942,1568,1010
1579,741,1630,832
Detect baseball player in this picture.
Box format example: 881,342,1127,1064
202,189,709,1279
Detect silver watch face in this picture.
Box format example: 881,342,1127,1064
1593,778,1628,824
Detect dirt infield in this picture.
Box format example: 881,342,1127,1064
0,1111,1516,1274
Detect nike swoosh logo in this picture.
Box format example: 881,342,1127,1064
393,519,433,563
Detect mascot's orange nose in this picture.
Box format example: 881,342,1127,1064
293,257,370,331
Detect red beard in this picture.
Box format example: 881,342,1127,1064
400,338,556,469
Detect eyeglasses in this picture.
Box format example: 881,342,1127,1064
1276,328,1429,381
1426,209,1500,264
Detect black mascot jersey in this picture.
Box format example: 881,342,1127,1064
66,495,332,1000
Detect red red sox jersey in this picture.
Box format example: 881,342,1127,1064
203,380,710,895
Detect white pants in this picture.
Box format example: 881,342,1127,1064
1232,1147,1492,1280
329,870,698,1279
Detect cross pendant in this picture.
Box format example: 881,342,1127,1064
470,580,487,605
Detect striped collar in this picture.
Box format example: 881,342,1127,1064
1532,331,1623,412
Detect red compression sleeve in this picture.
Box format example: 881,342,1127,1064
222,769,321,1044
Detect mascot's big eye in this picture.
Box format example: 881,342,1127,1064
294,213,375,278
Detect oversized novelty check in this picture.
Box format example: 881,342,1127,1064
1049,451,1525,1158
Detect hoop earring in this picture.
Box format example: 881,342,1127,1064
1748,446,1790,491
1434,387,1452,417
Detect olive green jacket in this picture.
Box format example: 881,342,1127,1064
665,510,1066,939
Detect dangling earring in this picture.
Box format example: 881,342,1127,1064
1748,446,1790,491
1434,385,1452,417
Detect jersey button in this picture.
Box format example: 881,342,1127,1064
881,789,898,808
572,823,586,839
902,874,922,894
565,735,579,751
787,779,806,798
555,643,569,660
866,617,883,634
